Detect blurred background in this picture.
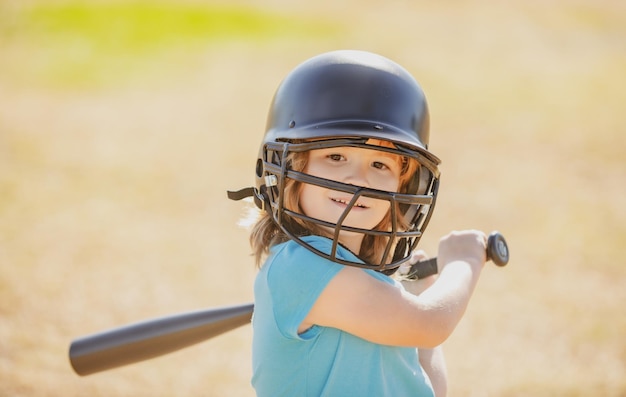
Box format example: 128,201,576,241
0,0,624,395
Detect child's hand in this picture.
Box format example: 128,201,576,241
437,230,487,271
398,250,437,295
397,249,429,275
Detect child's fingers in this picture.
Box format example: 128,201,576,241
397,250,429,276
409,249,429,264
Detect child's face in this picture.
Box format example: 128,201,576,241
299,140,403,250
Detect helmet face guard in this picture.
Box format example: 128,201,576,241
261,138,440,272
229,50,442,273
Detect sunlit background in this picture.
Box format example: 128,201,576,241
1,1,624,395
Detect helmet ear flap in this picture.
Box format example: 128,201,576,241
415,165,433,195
399,166,431,221
388,165,436,275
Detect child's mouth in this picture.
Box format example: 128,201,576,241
330,197,368,209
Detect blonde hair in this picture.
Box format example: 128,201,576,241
248,144,419,267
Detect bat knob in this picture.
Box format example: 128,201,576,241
486,231,509,267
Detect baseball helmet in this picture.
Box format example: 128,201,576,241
229,50,441,273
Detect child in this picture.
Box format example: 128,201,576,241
229,50,487,397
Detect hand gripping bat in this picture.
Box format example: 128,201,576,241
69,231,509,376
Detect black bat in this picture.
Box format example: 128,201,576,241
70,303,255,376
69,232,509,376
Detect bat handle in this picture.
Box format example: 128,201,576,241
404,231,509,279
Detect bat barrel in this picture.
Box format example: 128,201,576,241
69,303,254,376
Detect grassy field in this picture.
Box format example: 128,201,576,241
1,0,625,395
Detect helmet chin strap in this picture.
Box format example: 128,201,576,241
226,187,265,210
226,187,254,201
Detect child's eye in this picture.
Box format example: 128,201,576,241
372,161,389,170
327,153,345,161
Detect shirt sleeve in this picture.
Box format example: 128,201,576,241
265,239,344,340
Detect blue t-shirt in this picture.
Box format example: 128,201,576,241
252,236,434,397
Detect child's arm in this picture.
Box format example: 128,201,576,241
419,346,447,397
300,230,487,347
401,255,448,396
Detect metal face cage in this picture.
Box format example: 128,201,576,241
260,138,440,273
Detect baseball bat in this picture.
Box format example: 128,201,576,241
69,232,509,376
69,302,254,376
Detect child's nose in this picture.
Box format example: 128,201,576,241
342,162,370,187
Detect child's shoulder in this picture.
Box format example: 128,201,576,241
270,235,358,264
263,236,358,279
270,235,337,263
262,236,345,291
267,237,392,280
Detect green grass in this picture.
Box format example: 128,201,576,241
0,2,337,89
